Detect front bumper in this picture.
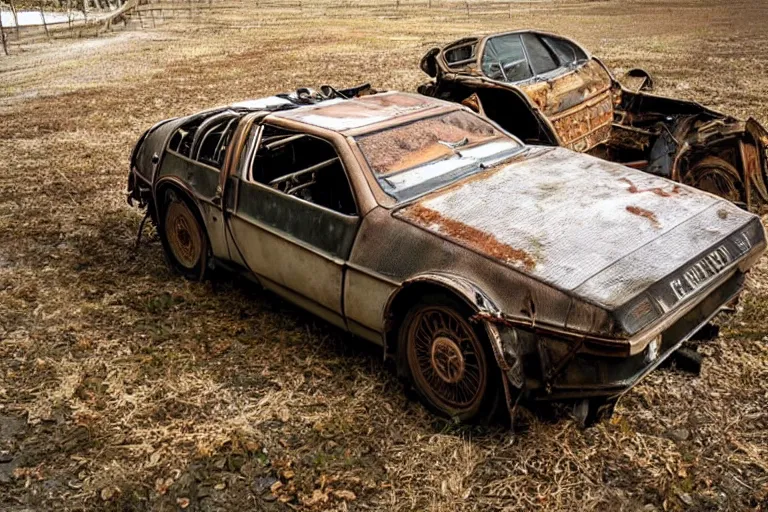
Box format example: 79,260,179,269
526,269,745,400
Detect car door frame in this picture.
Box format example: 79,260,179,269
219,114,366,331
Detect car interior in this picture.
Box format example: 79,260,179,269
249,125,357,215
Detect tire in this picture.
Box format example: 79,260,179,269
683,156,744,206
397,294,501,423
160,190,209,281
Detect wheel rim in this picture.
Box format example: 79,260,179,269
684,163,741,203
165,201,202,269
407,306,487,413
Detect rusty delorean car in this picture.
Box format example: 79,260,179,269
418,30,768,212
128,86,766,424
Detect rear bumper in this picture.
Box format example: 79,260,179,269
527,269,745,400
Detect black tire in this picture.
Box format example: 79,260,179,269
683,156,744,206
397,294,502,423
159,190,209,281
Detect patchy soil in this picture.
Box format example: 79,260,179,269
1,0,767,511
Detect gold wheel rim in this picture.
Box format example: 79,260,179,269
407,306,487,412
165,201,202,270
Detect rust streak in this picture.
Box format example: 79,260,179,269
626,205,660,228
401,204,536,270
620,177,681,197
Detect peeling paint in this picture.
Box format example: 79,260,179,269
400,203,537,270
626,205,660,228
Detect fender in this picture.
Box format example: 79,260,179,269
153,176,208,224
384,272,509,370
384,272,527,417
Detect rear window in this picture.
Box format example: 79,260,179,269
521,33,558,75
542,36,588,65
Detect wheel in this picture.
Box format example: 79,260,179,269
398,294,500,422
683,156,743,205
160,191,209,280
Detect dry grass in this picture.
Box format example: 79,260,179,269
1,0,767,510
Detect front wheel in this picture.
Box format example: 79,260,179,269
160,191,209,281
398,295,500,422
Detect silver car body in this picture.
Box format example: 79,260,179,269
128,89,766,407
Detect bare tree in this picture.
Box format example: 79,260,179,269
9,0,19,38
39,1,50,39
0,5,8,56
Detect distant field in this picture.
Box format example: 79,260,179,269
1,1,767,510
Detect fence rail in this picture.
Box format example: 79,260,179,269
0,0,562,56
0,0,217,54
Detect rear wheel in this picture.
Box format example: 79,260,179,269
398,295,499,422
161,191,209,280
683,156,743,205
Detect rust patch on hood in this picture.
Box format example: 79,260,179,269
620,177,681,198
400,204,536,270
626,205,660,228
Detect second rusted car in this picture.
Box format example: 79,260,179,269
129,88,766,424
418,30,768,211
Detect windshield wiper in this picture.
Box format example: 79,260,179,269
438,137,469,150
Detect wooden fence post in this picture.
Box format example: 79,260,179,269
149,1,156,27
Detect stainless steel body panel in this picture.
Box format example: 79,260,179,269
128,89,767,406
393,146,758,309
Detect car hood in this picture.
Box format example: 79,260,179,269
394,146,764,312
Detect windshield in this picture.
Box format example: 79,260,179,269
355,110,522,202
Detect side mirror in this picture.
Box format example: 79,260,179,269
420,48,440,78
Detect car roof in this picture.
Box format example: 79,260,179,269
268,91,452,134
440,29,591,58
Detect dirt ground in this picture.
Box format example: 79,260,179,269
1,0,768,510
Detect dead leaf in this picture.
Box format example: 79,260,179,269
100,486,120,501
332,489,357,501
303,488,330,506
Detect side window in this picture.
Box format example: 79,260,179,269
195,116,239,169
249,125,357,216
168,120,202,158
481,34,532,83
444,43,476,67
521,33,558,75
541,35,587,66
